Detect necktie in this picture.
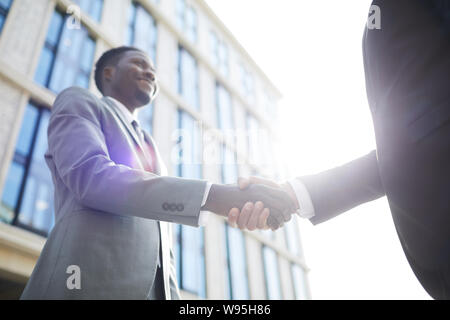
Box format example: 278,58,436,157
131,120,157,174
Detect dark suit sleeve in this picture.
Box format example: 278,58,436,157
299,151,385,225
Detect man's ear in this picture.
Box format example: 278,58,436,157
103,66,115,86
151,81,159,100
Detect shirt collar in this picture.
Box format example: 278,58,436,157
106,96,139,126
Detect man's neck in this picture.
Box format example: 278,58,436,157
104,91,136,114
106,96,138,124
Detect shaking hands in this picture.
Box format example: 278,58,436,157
201,177,300,231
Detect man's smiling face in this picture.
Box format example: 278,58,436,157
107,50,158,110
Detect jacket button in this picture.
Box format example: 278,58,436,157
169,204,177,212
162,203,169,211
176,204,184,212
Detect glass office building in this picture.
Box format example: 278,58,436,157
0,0,310,299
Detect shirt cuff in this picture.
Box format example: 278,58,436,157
198,182,213,226
288,179,316,220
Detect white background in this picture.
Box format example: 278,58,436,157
205,0,431,299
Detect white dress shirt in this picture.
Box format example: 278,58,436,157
106,96,211,226
288,179,316,220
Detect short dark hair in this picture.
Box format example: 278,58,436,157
94,46,143,94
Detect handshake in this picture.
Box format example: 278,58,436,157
201,177,300,231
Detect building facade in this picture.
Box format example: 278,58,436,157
0,0,310,299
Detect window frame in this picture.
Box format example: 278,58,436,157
177,45,200,111
291,263,308,300
210,30,229,77
176,0,198,43
127,1,158,64
0,0,13,33
72,0,104,23
173,109,206,298
34,9,97,92
224,224,250,300
1,103,53,237
262,245,283,300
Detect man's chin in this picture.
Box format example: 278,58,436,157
135,90,151,106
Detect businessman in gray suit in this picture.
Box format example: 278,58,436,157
20,46,295,300
228,0,450,299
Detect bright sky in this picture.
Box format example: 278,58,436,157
205,0,431,299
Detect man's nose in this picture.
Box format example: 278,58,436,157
144,69,156,82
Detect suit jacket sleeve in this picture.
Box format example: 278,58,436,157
48,87,206,227
299,151,386,225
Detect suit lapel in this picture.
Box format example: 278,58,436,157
102,97,146,153
102,96,171,299
142,130,167,176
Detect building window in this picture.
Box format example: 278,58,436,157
126,1,157,63
291,264,308,300
72,0,104,22
224,224,250,299
246,113,274,173
34,9,96,93
178,46,199,110
0,103,54,236
221,146,237,184
262,91,277,120
246,113,261,166
174,222,206,298
219,106,248,299
137,105,153,135
216,83,236,178
0,0,13,33
216,82,233,132
176,0,197,43
127,2,157,134
240,65,255,103
220,144,249,299
284,218,302,257
261,128,275,173
1,7,100,236
262,246,282,299
174,110,202,179
210,31,229,76
173,109,205,298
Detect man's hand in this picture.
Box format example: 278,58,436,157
228,202,270,231
227,177,300,230
202,183,297,230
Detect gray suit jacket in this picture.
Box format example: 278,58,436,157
21,87,207,299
